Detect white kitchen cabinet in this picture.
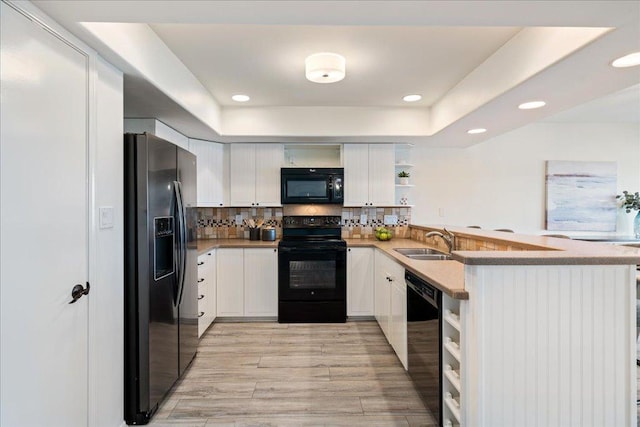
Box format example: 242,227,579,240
343,144,395,207
230,144,282,206
374,249,407,368
244,248,278,316
390,275,407,369
347,247,375,316
374,250,392,340
197,250,216,337
189,139,227,207
216,248,244,316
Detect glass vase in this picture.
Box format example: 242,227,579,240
634,211,640,239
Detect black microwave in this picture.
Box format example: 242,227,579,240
281,168,344,204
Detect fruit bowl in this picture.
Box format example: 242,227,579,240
375,226,393,241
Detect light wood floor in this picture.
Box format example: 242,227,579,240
150,321,436,427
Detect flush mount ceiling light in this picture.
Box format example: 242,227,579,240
403,94,422,102
518,100,546,110
305,52,346,83
611,52,640,68
467,128,487,134
231,94,250,102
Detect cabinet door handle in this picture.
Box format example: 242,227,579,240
198,278,205,283
207,252,212,256
348,248,351,252
198,294,205,300
198,261,205,266
68,282,90,304
198,311,205,317
256,202,260,206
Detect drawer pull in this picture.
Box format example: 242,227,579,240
197,261,205,266
198,278,205,283
198,311,205,318
198,294,205,300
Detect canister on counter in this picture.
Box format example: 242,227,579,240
261,227,276,241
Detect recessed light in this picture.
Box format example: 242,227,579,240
518,101,546,110
611,52,640,68
232,94,250,102
467,128,487,134
403,94,422,102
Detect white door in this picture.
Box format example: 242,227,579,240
1,3,89,425
254,144,282,206
368,144,396,206
216,248,245,316
347,247,375,316
343,144,370,206
244,248,278,316
229,144,257,206
374,250,391,340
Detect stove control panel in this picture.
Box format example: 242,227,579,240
283,215,342,227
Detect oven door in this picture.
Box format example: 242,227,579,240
278,243,346,301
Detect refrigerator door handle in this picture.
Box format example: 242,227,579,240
174,180,187,306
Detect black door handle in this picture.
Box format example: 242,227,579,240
69,282,90,304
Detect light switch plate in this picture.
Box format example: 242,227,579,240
384,215,398,225
360,214,367,224
235,214,243,224
99,206,114,229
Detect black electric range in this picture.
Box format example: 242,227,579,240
277,215,346,323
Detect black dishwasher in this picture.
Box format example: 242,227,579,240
406,270,442,426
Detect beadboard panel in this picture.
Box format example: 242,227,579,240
463,264,636,427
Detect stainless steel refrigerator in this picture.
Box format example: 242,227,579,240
124,133,198,425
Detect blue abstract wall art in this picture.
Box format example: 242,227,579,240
545,160,617,231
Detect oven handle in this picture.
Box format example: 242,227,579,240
279,246,347,253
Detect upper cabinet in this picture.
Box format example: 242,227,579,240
284,144,342,167
343,144,395,207
189,138,228,207
230,144,282,207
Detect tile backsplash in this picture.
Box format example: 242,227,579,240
341,207,410,239
197,207,282,239
197,206,411,240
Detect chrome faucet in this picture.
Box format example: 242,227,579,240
425,228,456,253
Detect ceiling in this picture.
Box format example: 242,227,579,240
32,1,640,145
150,24,521,107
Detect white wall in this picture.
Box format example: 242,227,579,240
92,56,124,426
411,122,640,235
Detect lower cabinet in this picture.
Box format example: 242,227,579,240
216,247,278,318
216,248,245,316
390,276,407,369
347,247,375,316
374,249,407,369
244,248,278,316
197,250,216,337
374,250,391,340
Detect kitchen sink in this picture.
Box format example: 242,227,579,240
404,253,451,260
393,247,451,261
394,248,448,256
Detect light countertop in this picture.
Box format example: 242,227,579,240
196,229,640,301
